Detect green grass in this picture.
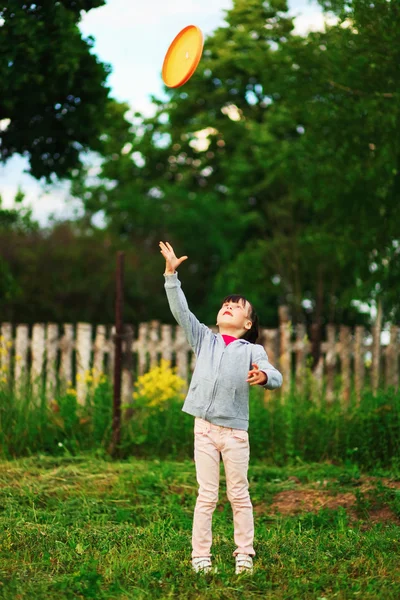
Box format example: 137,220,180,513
1,454,400,599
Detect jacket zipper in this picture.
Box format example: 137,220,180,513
204,347,226,418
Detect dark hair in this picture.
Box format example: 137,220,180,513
221,294,260,344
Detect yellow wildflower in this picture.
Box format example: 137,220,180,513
133,359,187,409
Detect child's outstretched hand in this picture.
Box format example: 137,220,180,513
159,241,188,274
247,363,268,386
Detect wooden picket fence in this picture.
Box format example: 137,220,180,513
0,306,398,406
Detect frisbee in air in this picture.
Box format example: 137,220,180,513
162,25,204,88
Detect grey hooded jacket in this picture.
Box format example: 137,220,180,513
164,271,283,431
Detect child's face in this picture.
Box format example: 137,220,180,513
216,299,252,336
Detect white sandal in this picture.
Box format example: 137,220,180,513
192,557,214,573
235,553,253,574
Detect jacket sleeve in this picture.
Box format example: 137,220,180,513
252,344,283,390
164,272,210,355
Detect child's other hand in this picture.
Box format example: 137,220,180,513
247,363,268,386
159,241,188,273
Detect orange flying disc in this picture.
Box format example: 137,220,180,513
162,25,204,88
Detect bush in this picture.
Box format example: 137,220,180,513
132,359,187,409
0,362,399,469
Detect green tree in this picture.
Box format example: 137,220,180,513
0,189,40,306
0,220,129,324
0,0,131,180
71,0,400,330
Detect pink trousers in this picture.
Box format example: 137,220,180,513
192,417,255,558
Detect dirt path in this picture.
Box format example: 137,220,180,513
256,476,400,526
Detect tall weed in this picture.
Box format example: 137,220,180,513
0,364,399,468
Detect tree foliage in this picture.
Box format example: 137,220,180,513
0,0,131,180
0,217,172,325
76,0,400,326
2,0,400,330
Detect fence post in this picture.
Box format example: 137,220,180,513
60,324,74,391
122,324,134,409
93,325,107,375
1,323,12,385
339,325,351,407
295,323,307,396
385,325,399,391
137,323,148,376
354,326,365,404
161,324,173,364
261,328,278,403
325,325,336,404
110,251,125,457
76,323,92,405
371,299,383,395
107,325,115,379
311,355,324,405
149,320,160,369
31,324,45,397
278,306,291,398
176,326,189,381
46,323,59,399
262,328,278,367
15,325,29,392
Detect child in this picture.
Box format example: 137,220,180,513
159,241,283,574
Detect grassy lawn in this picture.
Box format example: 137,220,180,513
0,453,400,599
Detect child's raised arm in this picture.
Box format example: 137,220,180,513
160,240,209,355
159,241,188,275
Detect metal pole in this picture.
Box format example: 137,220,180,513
109,251,124,457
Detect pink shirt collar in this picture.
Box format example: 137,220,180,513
221,334,238,345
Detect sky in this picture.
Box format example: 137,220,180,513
0,0,337,225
